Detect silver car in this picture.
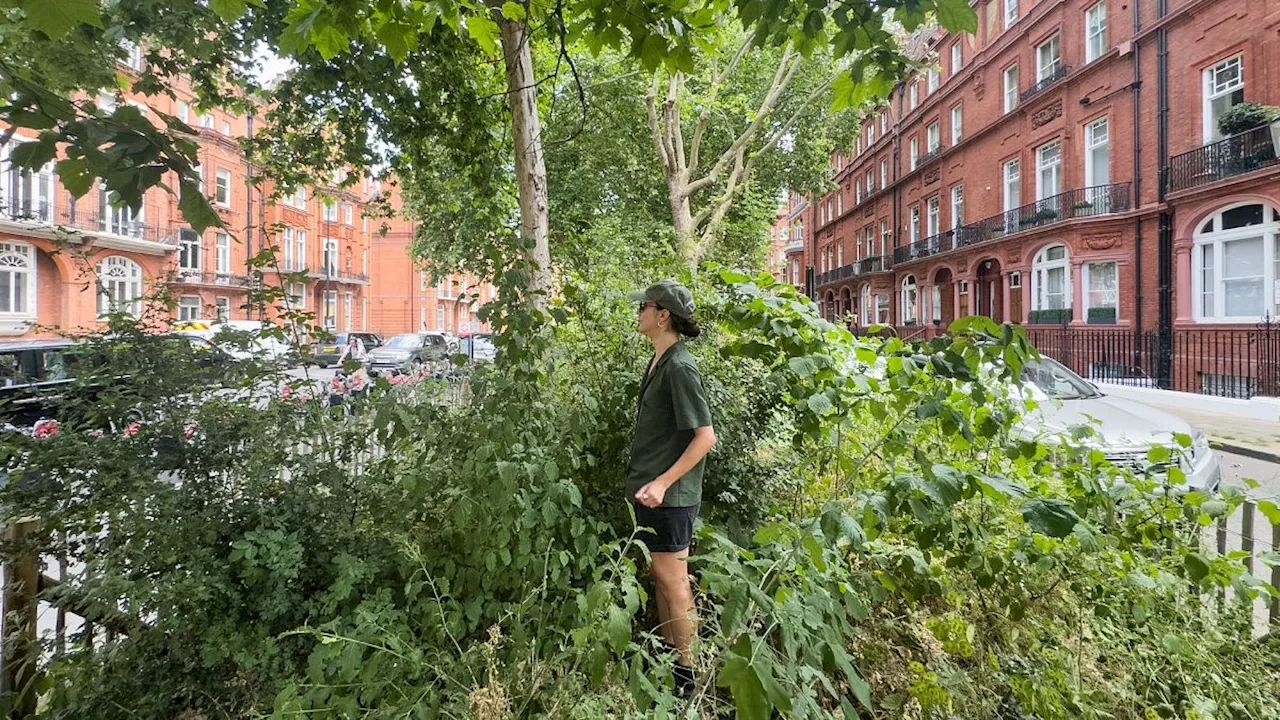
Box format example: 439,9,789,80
1016,357,1221,492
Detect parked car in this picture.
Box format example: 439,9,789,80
1014,356,1221,491
365,333,451,372
0,339,79,428
312,332,384,367
845,352,1222,492
458,333,496,362
184,320,294,363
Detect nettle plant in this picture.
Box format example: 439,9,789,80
1,265,1276,719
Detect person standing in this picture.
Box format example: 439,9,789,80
626,280,716,699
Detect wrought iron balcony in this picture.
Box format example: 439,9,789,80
856,255,890,274
169,270,253,287
917,146,944,167
1166,123,1280,193
890,182,1132,265
894,229,956,265
1020,64,1070,102
0,196,54,223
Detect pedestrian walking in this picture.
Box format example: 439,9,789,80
338,335,366,363
625,280,716,700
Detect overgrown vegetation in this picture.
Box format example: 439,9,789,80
2,269,1276,719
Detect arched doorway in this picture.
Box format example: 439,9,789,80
824,290,836,320
976,257,1003,323
932,267,954,326
839,286,853,326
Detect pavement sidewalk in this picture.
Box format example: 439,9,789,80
1144,402,1280,463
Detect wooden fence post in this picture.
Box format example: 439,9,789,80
1241,502,1255,577
2,521,39,720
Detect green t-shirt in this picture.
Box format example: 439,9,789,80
626,341,713,508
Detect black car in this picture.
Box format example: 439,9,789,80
0,339,78,429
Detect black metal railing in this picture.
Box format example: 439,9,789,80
61,205,168,244
1020,64,1070,102
168,270,253,287
1166,122,1279,193
1023,319,1280,399
0,195,54,223
856,255,890,274
890,183,1131,265
894,229,956,264
917,146,944,166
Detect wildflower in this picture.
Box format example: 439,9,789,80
123,422,141,437
184,422,199,439
87,429,104,440
33,419,58,438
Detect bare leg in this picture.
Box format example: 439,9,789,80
650,549,695,667
655,583,674,647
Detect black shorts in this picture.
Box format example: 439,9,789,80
631,502,700,553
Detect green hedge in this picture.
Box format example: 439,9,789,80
1028,308,1072,325
1087,306,1116,324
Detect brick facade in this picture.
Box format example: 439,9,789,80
806,0,1280,338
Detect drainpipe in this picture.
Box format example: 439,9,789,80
246,109,260,320
1131,1,1144,339
1155,0,1174,388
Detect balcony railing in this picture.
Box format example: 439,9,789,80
0,196,55,223
891,182,1132,265
169,270,254,287
856,255,890,275
917,146,943,166
1166,122,1280,193
1020,64,1070,102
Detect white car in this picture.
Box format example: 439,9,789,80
179,320,294,362
1015,356,1221,492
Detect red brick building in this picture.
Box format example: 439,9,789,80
805,0,1278,331
802,0,1279,394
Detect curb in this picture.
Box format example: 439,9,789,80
1209,439,1280,465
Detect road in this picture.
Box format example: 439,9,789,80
1218,450,1280,502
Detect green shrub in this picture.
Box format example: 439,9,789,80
1218,102,1280,137
1087,306,1117,324
1029,308,1073,324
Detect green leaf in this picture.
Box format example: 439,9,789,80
1183,553,1211,583
719,584,749,637
209,0,261,23
375,19,418,62
1257,500,1280,525
1020,498,1079,538
718,642,770,720
753,657,792,713
830,72,856,112
55,157,93,198
21,0,102,39
605,606,630,654
1201,499,1228,518
500,2,525,21
466,15,500,55
1147,445,1171,465
179,178,224,233
806,393,833,415
8,135,58,171
933,0,978,33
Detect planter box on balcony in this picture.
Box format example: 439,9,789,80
1028,309,1072,325
1086,307,1116,325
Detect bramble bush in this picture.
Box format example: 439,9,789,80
1,266,1277,719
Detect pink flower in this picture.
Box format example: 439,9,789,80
388,374,406,386
87,429,104,440
183,422,199,439
331,376,345,391
33,419,59,438
279,385,293,399
123,422,141,437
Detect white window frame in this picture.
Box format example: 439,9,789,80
96,255,144,318
178,229,201,272
868,122,876,146
910,136,919,169
880,113,887,136
0,242,36,321
296,230,307,271
289,282,306,309
926,196,940,237
1005,0,1018,28
177,100,190,124
323,200,338,222
2,139,56,222
1004,65,1019,113
880,220,889,256
909,83,918,111
1203,55,1244,142
215,232,231,278
1084,117,1110,188
178,295,202,322
215,297,230,322
927,122,940,153
1037,34,1062,82
220,120,231,137
323,290,338,330
1192,203,1280,323
1003,158,1021,213
214,169,232,207
323,239,338,275
951,185,964,230
950,105,963,145
1086,1,1108,63
1082,260,1119,317
951,42,962,74
880,159,888,189
1036,141,1063,201
1031,244,1073,313
866,170,874,196
909,205,920,243
860,284,872,325
342,203,353,225
927,67,940,94
901,275,919,324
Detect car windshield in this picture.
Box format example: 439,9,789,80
1021,357,1101,400
385,335,423,350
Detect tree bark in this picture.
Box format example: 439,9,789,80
497,14,552,301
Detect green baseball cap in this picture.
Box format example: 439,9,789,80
627,280,695,320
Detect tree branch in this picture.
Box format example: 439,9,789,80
689,36,752,173
670,73,687,173
684,45,800,198
644,77,671,172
